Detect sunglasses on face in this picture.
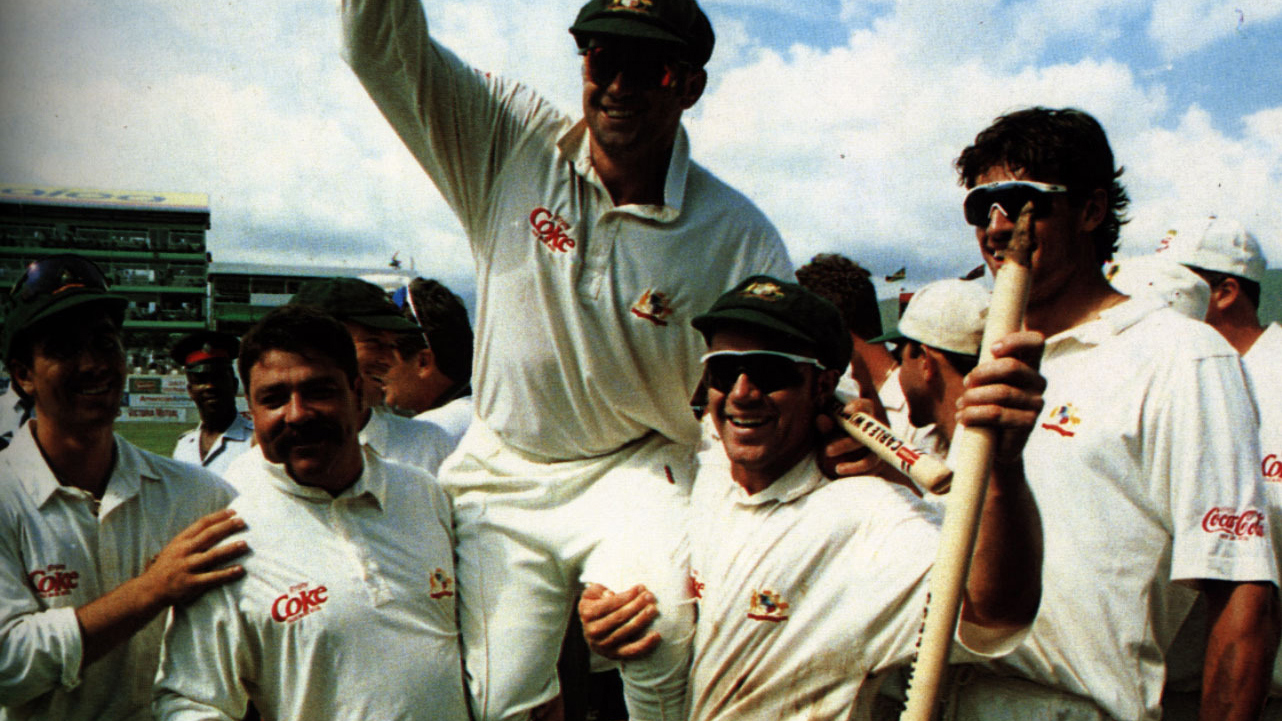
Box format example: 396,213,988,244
38,322,124,362
700,350,824,394
9,255,110,302
581,46,685,90
963,180,1068,228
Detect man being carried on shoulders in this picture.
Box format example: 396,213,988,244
343,1,791,718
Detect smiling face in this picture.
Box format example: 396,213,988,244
186,363,239,427
344,322,400,409
13,306,126,435
971,164,1106,308
705,326,837,494
581,37,705,166
248,348,364,492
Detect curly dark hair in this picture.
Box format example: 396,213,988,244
795,253,881,340
955,107,1130,263
238,305,359,394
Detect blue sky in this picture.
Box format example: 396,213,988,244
1,0,1279,300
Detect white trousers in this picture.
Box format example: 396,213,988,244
440,421,696,721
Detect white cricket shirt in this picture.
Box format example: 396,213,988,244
686,452,1020,721
171,413,255,478
414,395,472,454
343,0,793,464
1243,322,1282,695
993,297,1276,721
153,446,468,720
360,406,454,476
0,424,234,721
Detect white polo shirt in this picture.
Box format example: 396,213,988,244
686,452,1020,721
1242,322,1282,694
171,413,255,478
344,0,792,464
360,406,454,476
154,446,467,721
414,395,472,454
0,424,234,721
991,297,1276,721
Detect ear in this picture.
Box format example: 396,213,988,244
9,360,35,399
1209,277,1239,313
678,68,706,110
416,347,437,377
918,346,943,384
1078,188,1108,234
351,373,367,415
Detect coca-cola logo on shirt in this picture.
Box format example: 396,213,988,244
529,207,576,253
28,564,79,598
1264,454,1281,482
1201,507,1266,540
271,582,329,623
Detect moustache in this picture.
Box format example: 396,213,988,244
274,420,344,452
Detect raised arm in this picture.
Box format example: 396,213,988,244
341,0,567,242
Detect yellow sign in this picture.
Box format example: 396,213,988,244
0,184,208,211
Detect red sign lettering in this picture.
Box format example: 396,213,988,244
1202,507,1266,540
271,585,329,623
529,207,576,253
28,564,79,598
1264,454,1282,482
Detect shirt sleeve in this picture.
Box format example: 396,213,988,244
1162,351,1278,585
152,590,250,721
341,0,566,255
0,525,84,705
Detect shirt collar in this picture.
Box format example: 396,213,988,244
730,452,826,507
252,446,385,509
358,407,389,454
557,119,690,222
7,424,153,513
1044,294,1165,354
223,413,254,441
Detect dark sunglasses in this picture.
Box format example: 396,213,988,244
700,350,823,394
963,180,1068,228
10,255,111,302
38,319,124,361
581,46,685,90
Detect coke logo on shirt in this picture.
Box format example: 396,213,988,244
1264,454,1281,482
28,564,79,598
1201,507,1266,540
529,207,577,253
271,583,329,623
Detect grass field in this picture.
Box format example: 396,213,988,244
116,421,191,456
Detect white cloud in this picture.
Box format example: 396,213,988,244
2,0,1278,300
1122,105,1282,264
1148,0,1282,60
